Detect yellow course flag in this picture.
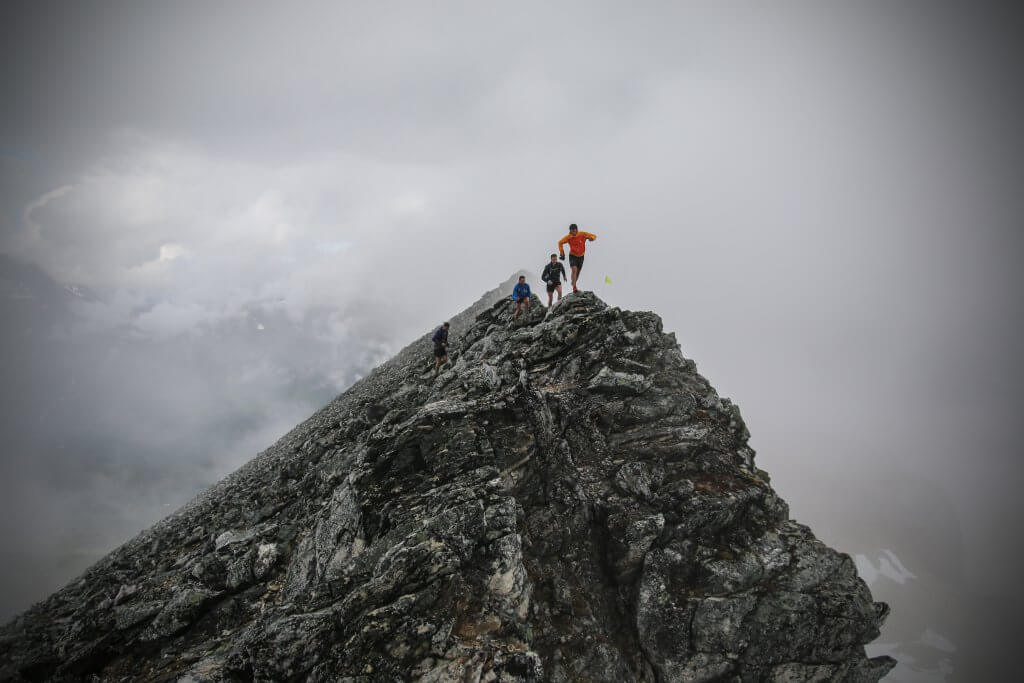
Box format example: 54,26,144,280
604,275,613,285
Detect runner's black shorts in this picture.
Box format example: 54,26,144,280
546,281,561,293
433,344,447,358
515,296,530,303
569,254,584,272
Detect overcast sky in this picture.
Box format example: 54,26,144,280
1,2,1021,680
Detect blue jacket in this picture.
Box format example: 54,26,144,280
512,282,531,300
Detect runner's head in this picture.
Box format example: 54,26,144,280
443,322,450,328
569,223,578,234
550,253,558,263
519,275,526,282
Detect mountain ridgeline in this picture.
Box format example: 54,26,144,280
0,283,894,682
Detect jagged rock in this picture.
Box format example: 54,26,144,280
189,554,226,590
214,528,255,550
224,552,254,592
139,588,218,641
113,600,163,630
0,284,893,682
614,461,658,498
587,365,653,395
253,542,280,580
111,584,137,606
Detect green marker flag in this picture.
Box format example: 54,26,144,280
604,275,613,285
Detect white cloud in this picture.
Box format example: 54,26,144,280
393,193,428,215
855,550,918,586
133,300,214,339
158,243,188,261
22,185,74,241
8,134,469,341
315,241,354,254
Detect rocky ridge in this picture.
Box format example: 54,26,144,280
0,284,894,682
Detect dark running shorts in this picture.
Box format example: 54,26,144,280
515,296,530,303
569,254,584,272
546,281,561,293
433,344,447,358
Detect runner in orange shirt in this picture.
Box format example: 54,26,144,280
557,223,597,293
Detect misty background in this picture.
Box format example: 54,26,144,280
1,2,1021,680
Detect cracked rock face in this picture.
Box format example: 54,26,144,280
0,288,894,682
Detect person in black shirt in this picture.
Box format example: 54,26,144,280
541,253,567,307
431,322,450,375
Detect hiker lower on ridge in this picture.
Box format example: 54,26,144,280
431,321,450,375
557,223,596,293
541,253,566,307
512,275,531,320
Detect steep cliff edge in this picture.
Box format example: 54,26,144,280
0,288,894,682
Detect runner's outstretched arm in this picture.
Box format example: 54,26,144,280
557,234,570,258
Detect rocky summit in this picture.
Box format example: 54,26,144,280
0,285,894,682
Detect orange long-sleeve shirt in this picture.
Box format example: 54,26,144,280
558,231,597,257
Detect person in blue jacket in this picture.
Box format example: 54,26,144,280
512,275,531,320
